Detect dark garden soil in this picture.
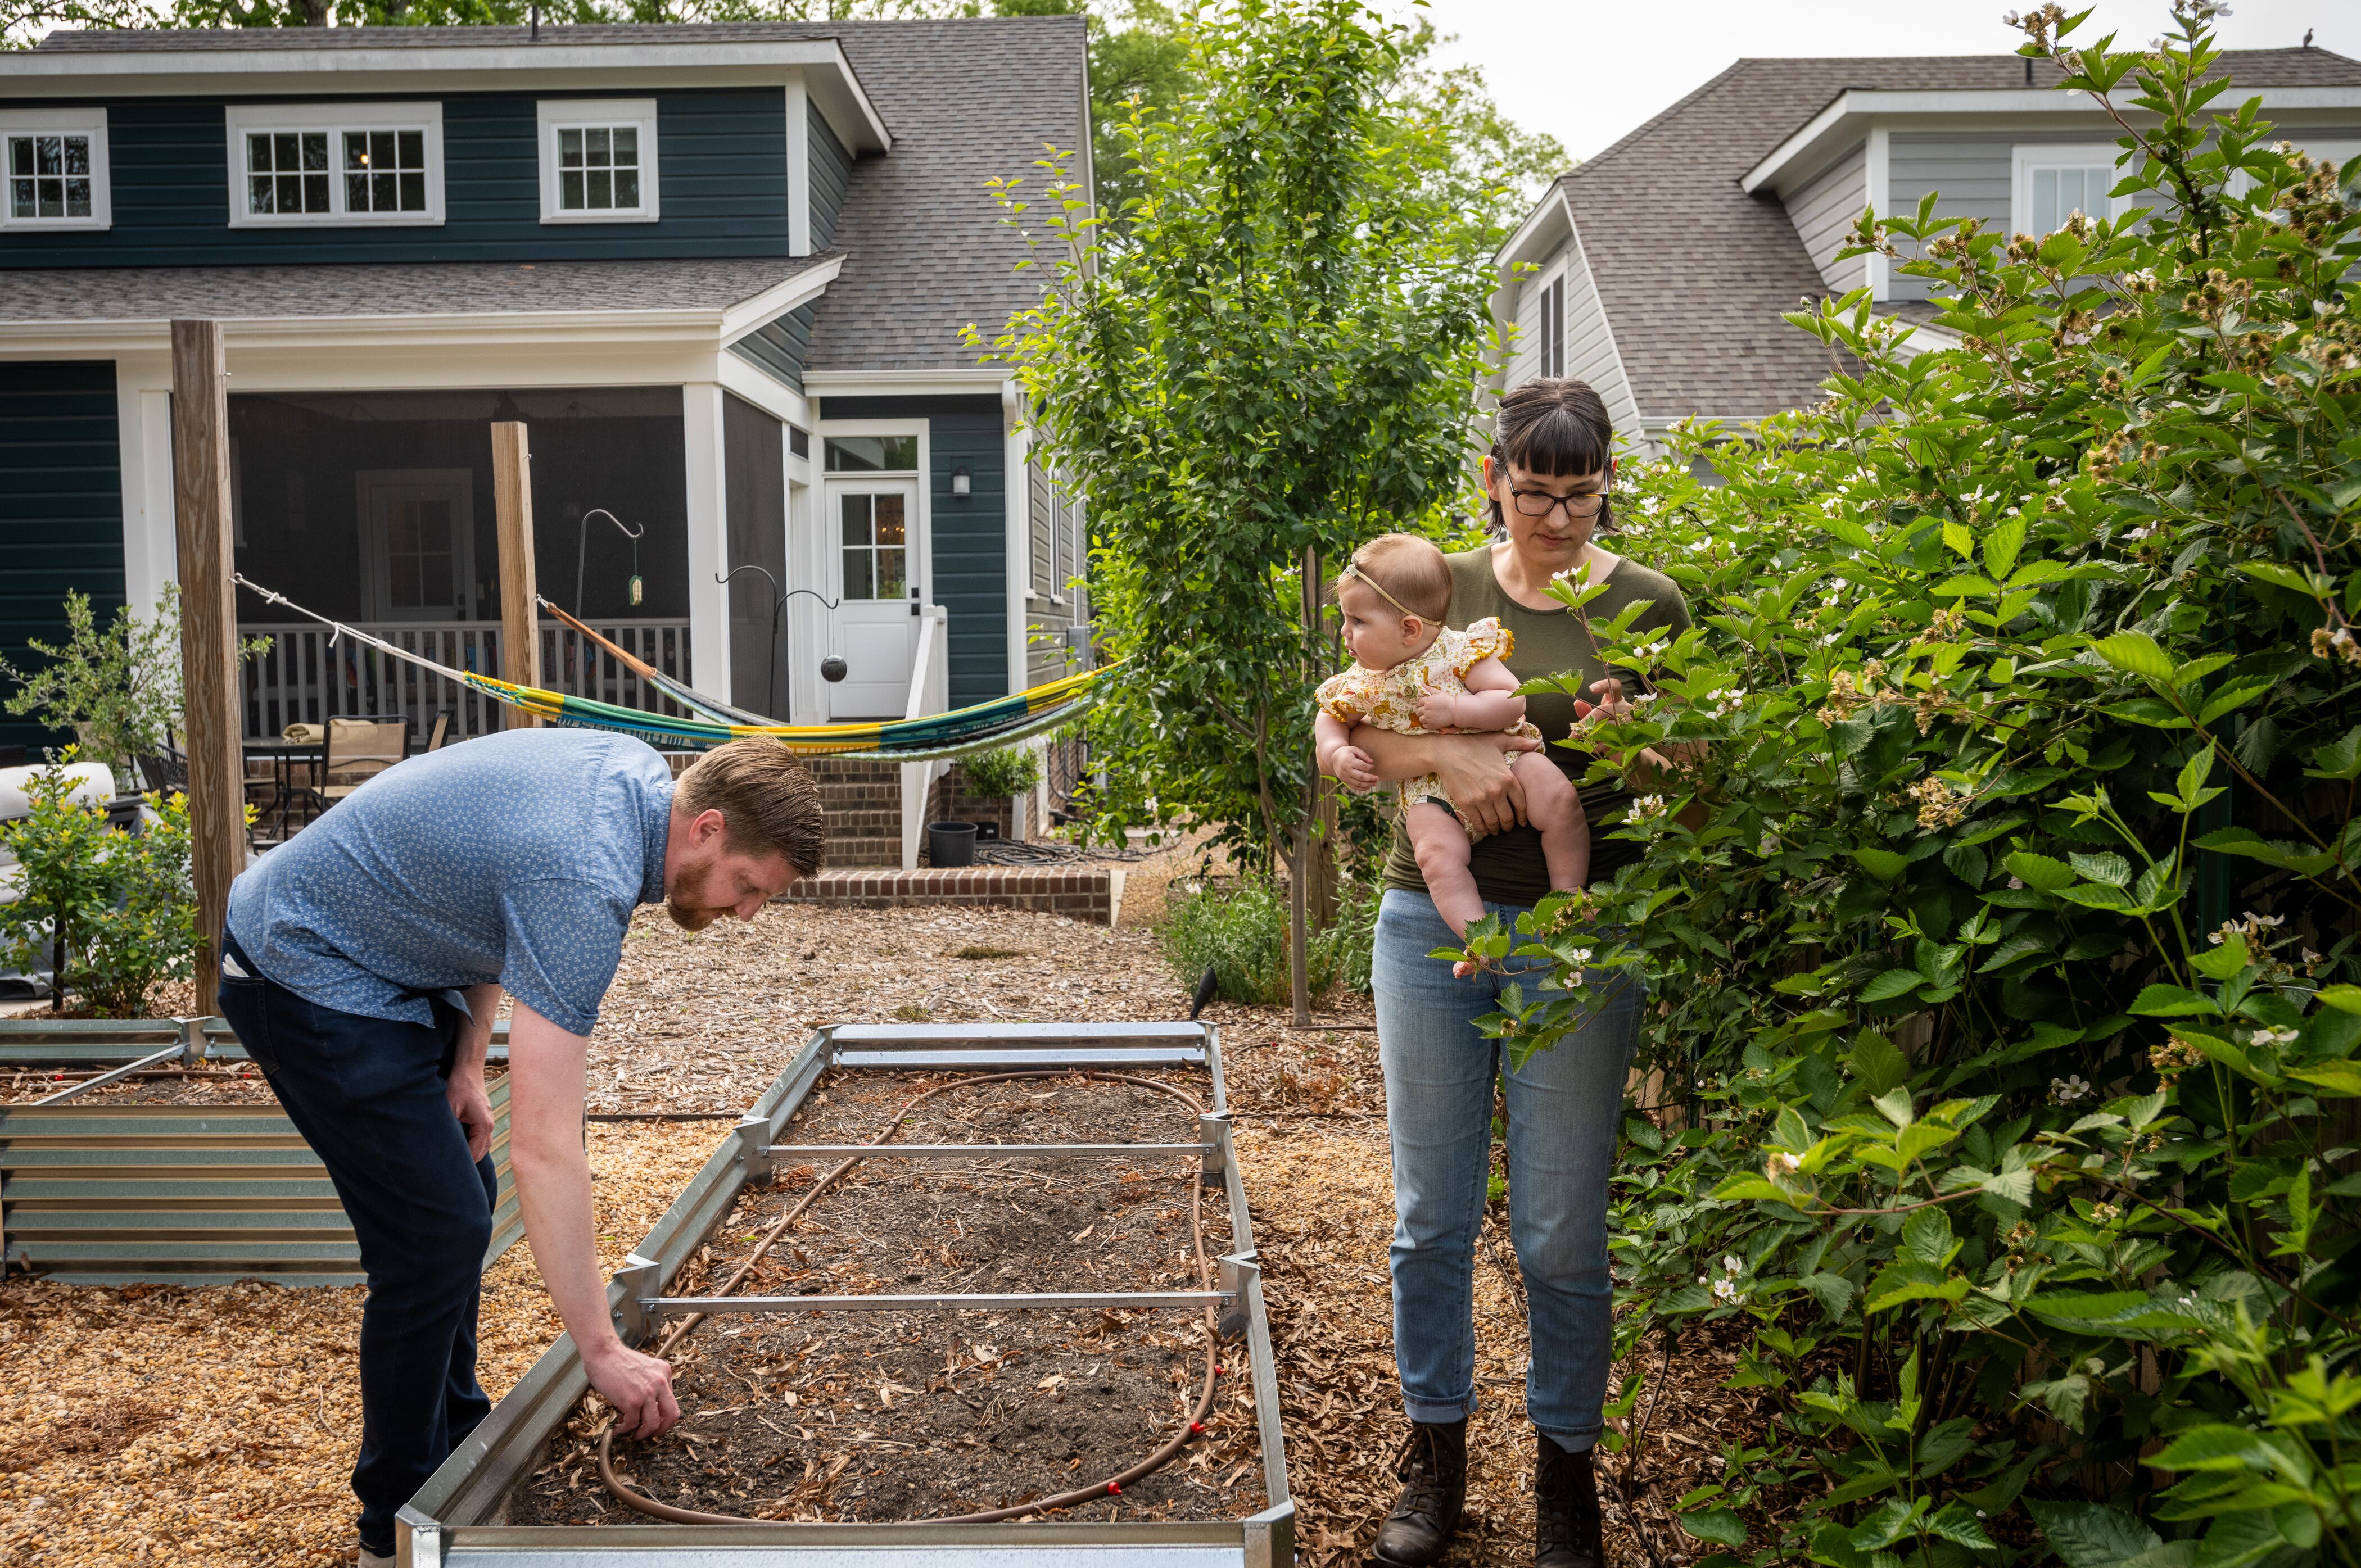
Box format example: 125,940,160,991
507,1067,1270,1526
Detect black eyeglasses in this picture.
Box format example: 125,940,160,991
1509,486,1607,520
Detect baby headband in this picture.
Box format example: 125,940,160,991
1340,558,1424,624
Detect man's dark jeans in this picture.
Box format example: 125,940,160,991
215,931,499,1558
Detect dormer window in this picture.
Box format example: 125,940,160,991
225,103,445,227
1,108,110,231
2012,144,2123,237
537,99,660,224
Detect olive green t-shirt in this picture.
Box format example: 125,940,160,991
1380,545,1693,907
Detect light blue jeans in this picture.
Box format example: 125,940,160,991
1371,888,1641,1451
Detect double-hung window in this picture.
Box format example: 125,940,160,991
1540,271,1566,380
2012,144,2123,237
225,103,444,227
1,108,110,231
537,99,660,224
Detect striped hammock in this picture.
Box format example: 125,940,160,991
233,575,1106,760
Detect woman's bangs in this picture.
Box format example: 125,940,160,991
1505,404,1609,481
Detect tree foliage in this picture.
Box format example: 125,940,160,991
970,0,1499,1015
1449,5,2361,1562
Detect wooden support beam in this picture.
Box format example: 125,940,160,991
170,319,243,1019
491,420,540,727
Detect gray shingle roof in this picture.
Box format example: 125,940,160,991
1561,48,2361,422
0,255,833,321
33,18,1089,374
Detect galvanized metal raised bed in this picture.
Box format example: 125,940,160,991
1,1017,520,1286
399,1020,1295,1567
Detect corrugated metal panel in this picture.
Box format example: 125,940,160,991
2,1046,521,1287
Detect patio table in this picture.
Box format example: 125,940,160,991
243,738,323,842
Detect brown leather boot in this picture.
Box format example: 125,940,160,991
1371,1417,1467,1566
1535,1431,1605,1568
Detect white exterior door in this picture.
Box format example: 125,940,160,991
826,477,921,718
357,469,476,622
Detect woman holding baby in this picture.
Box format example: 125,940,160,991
1324,379,1693,1568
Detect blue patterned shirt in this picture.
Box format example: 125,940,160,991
227,729,675,1036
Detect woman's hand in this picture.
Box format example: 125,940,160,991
1429,735,1531,837
1571,675,1634,725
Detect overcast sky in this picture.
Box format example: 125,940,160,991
1396,1,2360,165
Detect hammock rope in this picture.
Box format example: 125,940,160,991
233,575,1107,760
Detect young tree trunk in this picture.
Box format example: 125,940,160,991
1288,815,1312,1027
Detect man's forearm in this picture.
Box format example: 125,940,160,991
507,1004,619,1363
456,982,501,1072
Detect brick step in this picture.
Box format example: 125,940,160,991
779,867,1123,925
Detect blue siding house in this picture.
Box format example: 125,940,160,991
0,18,1094,759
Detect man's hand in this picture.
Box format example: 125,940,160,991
584,1339,680,1439
1413,691,1460,731
445,1067,495,1163
1329,745,1381,792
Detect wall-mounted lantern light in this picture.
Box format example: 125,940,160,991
950,464,972,499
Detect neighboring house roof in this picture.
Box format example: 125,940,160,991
1544,48,2361,425
0,255,835,323
26,17,1090,375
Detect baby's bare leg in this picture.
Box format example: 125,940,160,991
1406,799,1486,939
1510,753,1590,891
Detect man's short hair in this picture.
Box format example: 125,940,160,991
674,740,826,876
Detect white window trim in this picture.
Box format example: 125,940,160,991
1,106,111,232
224,101,445,229
2010,143,2126,237
536,98,660,225
817,419,931,608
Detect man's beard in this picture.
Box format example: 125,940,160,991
665,863,725,931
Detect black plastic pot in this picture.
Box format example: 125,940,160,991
928,821,979,867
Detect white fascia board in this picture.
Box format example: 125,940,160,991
803,368,1012,398
0,306,751,356
1743,83,2361,194
717,254,843,342
1491,183,1572,270
0,37,891,151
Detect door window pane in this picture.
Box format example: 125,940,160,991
840,493,912,601
874,495,908,600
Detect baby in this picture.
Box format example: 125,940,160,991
1314,534,1589,977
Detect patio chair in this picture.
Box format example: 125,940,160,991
136,744,188,794
309,717,412,814
424,713,451,753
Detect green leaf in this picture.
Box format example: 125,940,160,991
1851,848,1909,882
1861,968,1926,1003
1942,519,1974,561
2130,984,2218,1018
1849,1030,1911,1095
2196,679,2273,727
2025,1499,2162,1568
2092,632,2176,683
1873,1087,1915,1127
1679,1509,1748,1548
1865,1258,1970,1313
2305,724,2361,781
2005,851,2077,892
2317,985,2361,1014
2154,1424,2274,1472
2233,560,2324,598
1983,518,2027,582
2069,851,2133,887
2284,1061,2361,1098
1799,1271,1856,1320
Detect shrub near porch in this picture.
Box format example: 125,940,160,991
1457,10,2361,1565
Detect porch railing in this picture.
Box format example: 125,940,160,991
239,619,695,744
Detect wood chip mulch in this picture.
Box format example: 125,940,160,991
3,890,1761,1567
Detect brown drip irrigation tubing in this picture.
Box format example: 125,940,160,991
597,1069,1228,1525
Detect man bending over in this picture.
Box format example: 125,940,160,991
215,732,824,1567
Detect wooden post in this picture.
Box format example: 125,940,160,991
170,320,243,1019
491,420,540,726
